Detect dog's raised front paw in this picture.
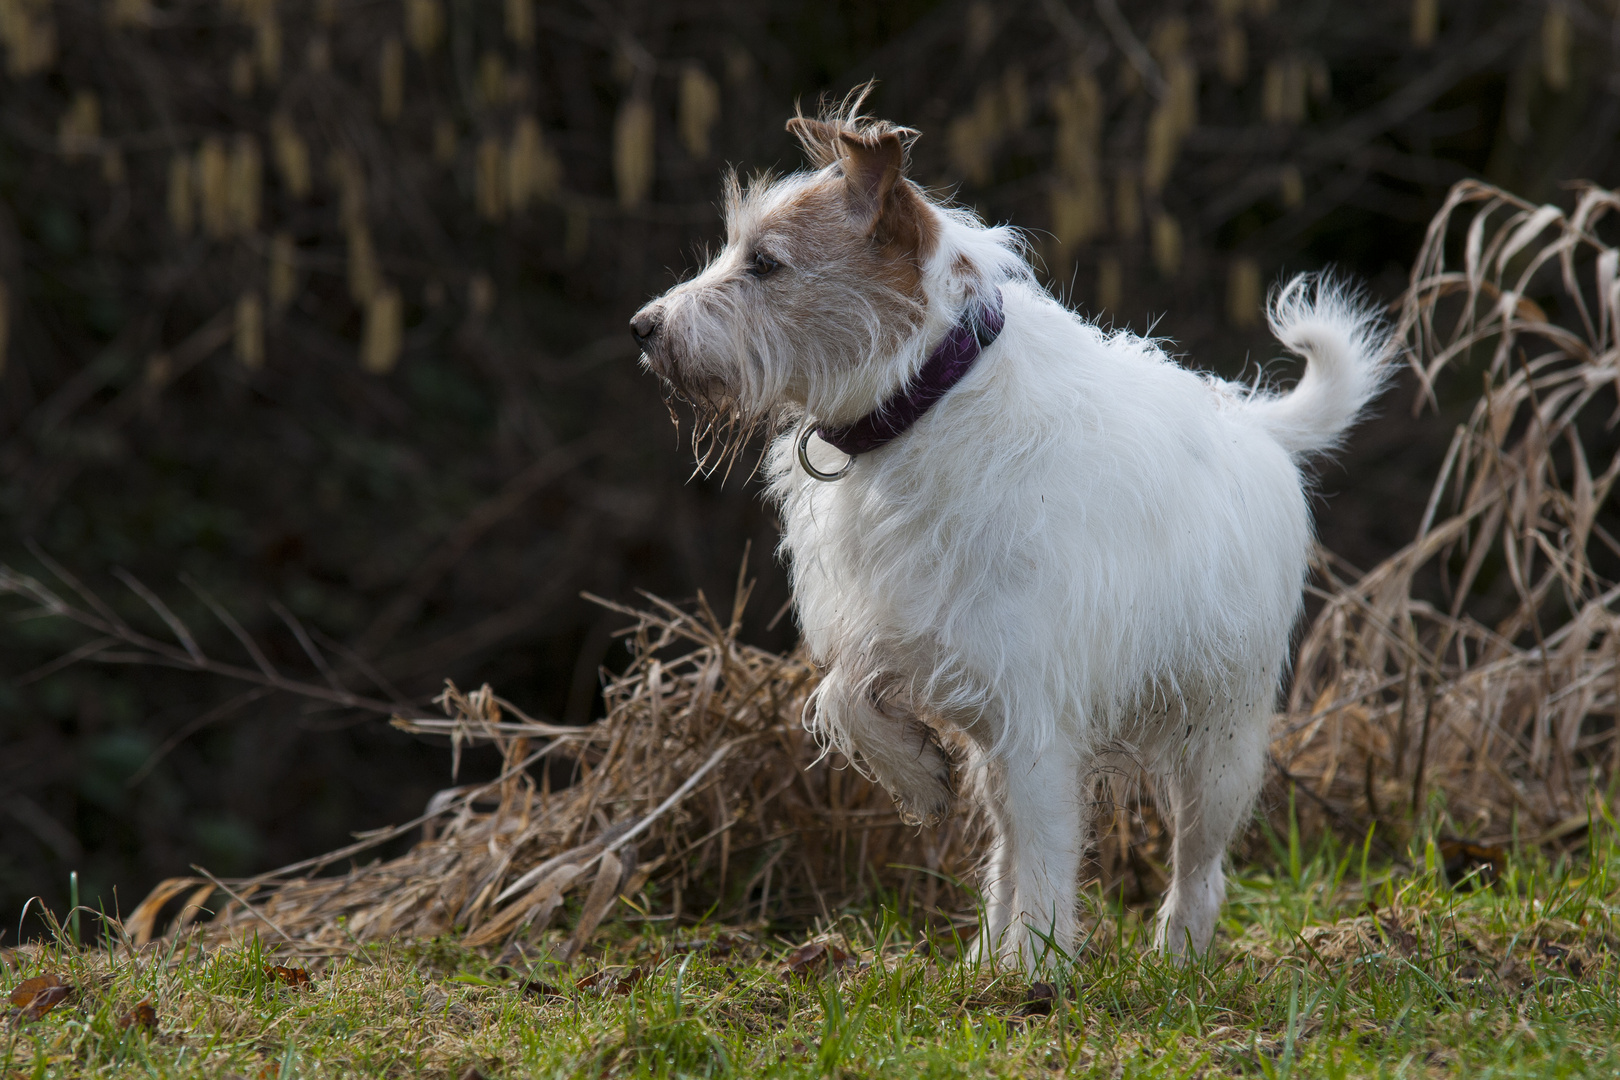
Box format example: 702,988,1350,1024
878,722,954,827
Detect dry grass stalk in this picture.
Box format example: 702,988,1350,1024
1278,179,1620,847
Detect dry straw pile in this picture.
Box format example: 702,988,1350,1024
119,179,1620,954
127,580,983,959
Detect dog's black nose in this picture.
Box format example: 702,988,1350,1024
630,310,662,349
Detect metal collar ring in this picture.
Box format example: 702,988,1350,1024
797,424,854,482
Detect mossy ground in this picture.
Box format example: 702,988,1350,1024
6,815,1620,1078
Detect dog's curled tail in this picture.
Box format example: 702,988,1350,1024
1243,274,1394,460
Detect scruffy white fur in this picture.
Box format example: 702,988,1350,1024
631,103,1391,972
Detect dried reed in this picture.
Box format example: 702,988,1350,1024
1278,179,1620,849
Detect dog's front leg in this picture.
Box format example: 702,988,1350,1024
810,667,953,827
988,741,1082,974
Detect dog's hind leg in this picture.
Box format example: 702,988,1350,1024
810,667,954,827
1153,705,1269,958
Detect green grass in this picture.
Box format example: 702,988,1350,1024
6,816,1620,1078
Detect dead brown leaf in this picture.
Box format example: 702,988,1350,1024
1378,916,1419,956
265,965,313,989
1019,981,1058,1016
1440,839,1505,889
671,932,746,960
519,980,566,1001
117,998,158,1032
576,965,647,995
781,939,857,978
9,975,72,1020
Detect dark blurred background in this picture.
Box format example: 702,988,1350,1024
2,0,1616,937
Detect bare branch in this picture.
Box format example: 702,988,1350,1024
0,566,399,713
113,568,204,664
270,599,345,695
181,573,279,681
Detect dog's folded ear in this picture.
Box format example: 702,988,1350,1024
784,114,933,257
836,130,905,236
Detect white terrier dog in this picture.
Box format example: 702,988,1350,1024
630,98,1390,972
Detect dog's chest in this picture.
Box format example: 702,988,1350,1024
779,454,1034,643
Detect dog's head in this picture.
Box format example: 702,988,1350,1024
630,98,945,449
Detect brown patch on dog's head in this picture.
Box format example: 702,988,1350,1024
785,106,937,279
630,89,950,470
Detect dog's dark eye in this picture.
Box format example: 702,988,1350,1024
746,251,780,278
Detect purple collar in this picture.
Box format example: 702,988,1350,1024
814,288,1005,458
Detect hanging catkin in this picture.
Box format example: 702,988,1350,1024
1152,211,1182,279
948,84,1001,187
269,232,298,314
235,292,265,368
196,137,231,238
678,65,720,160
505,0,533,46
1096,256,1122,313
468,273,495,318
347,225,379,304
1,0,57,77
1002,66,1029,130
507,116,561,211
1218,22,1246,84
107,0,152,28
1114,173,1141,240
405,0,442,54
269,113,310,198
475,135,505,220
1543,7,1571,92
1411,0,1438,48
964,0,994,60
948,67,1028,187
379,37,404,120
56,91,99,159
613,95,655,209
230,52,254,96
1052,70,1100,179
1143,55,1197,194
1262,57,1308,124
565,210,588,261
1227,257,1262,327
228,133,262,234
433,119,457,165
478,52,507,108
362,286,403,374
329,148,366,232
334,145,375,299
167,152,194,235
1279,164,1304,208
255,12,280,82
1307,56,1330,102
1049,69,1103,247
